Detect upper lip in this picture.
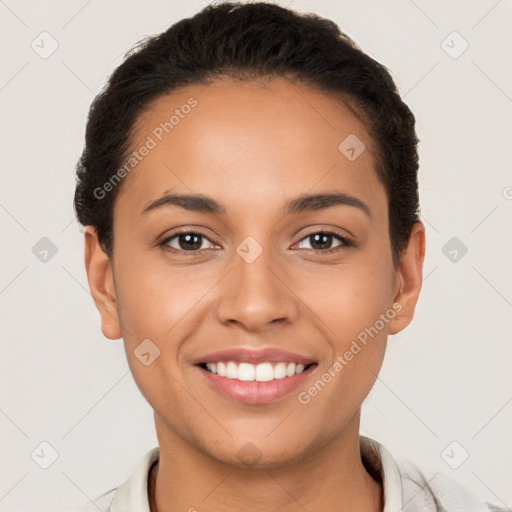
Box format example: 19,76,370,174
194,348,316,366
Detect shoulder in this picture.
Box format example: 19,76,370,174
395,454,505,512
361,436,505,512
73,446,160,511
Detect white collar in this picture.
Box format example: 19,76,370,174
108,445,159,512
104,435,492,512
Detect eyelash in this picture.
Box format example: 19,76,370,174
158,229,353,256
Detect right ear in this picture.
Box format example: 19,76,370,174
83,226,122,340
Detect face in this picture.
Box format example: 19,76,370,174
84,77,424,468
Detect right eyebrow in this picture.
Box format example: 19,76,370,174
142,191,226,216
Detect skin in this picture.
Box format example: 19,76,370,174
84,77,425,512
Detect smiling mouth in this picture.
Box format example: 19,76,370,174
197,361,318,382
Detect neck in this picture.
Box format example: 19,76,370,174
149,412,383,512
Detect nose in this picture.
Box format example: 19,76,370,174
215,241,299,332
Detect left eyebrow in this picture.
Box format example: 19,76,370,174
141,190,372,218
284,192,372,218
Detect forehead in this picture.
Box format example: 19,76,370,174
116,77,385,219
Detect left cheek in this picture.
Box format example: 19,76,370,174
320,277,390,340
330,326,388,400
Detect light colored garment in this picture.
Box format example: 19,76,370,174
76,436,505,512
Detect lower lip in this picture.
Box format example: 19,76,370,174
196,364,317,405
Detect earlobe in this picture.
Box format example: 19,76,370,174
388,221,426,335
83,226,123,340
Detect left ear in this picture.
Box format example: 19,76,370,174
388,221,426,335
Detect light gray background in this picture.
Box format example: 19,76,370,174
1,0,511,510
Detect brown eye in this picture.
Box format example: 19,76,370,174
295,231,351,254
160,231,216,253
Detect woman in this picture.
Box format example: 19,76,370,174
74,2,504,511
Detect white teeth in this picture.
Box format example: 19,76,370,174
274,362,287,379
255,362,274,382
203,361,310,381
206,363,217,374
238,362,255,381
226,361,238,379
